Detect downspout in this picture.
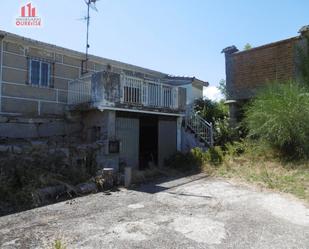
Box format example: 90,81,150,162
0,35,5,113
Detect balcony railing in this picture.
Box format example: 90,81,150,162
120,75,178,109
68,73,185,112
68,75,92,105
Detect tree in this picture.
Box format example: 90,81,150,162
244,43,252,50
217,79,227,99
194,98,228,124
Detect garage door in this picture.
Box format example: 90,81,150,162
158,119,177,167
116,117,139,168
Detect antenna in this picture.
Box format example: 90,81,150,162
81,0,99,74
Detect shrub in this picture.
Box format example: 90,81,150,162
194,98,228,124
204,146,224,166
194,98,244,146
244,82,309,159
214,119,244,147
225,141,246,157
165,148,204,172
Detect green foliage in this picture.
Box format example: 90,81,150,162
214,119,242,147
225,141,246,157
244,43,252,50
165,146,225,172
204,146,224,166
244,82,309,159
165,148,205,172
194,98,228,124
194,98,243,146
53,240,67,249
296,34,309,86
217,79,227,99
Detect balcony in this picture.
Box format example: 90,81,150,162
68,71,186,115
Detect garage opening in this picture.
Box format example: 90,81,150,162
139,115,158,170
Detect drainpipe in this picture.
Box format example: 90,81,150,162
0,34,5,113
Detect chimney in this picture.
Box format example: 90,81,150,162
298,25,309,36
221,45,239,55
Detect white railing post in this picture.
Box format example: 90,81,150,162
68,76,92,105
120,74,124,103
160,81,163,107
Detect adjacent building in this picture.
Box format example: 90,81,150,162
222,25,309,124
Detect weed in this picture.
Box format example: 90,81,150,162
53,240,66,249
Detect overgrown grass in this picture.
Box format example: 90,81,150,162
203,141,309,202
165,141,309,202
244,81,309,159
213,156,309,201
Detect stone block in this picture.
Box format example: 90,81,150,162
0,145,11,152
0,116,9,123
2,97,38,115
2,83,57,101
2,67,27,84
3,53,27,70
3,41,24,55
40,102,65,116
37,121,65,137
0,123,38,138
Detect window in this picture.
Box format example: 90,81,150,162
29,59,51,87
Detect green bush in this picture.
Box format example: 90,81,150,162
204,146,224,166
165,148,204,172
214,119,244,147
194,98,228,124
225,141,246,157
244,82,309,159
194,98,244,146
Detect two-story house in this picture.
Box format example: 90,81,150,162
0,30,212,170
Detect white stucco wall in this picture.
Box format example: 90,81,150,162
182,84,204,104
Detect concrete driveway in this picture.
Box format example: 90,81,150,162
0,174,308,249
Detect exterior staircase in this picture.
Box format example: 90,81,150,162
183,106,214,150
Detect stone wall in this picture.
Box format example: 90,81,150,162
0,110,118,170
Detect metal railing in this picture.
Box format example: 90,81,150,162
185,109,213,147
68,73,180,110
68,75,92,105
121,75,178,109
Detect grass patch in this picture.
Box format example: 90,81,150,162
207,154,309,202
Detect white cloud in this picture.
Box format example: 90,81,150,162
203,86,223,101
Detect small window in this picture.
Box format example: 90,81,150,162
29,59,51,87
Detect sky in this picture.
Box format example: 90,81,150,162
1,0,309,100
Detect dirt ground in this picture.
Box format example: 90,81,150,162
0,174,308,249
